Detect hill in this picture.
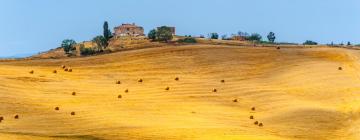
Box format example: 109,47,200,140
0,45,360,139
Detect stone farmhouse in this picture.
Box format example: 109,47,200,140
114,23,144,37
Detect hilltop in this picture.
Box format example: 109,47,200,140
0,45,360,139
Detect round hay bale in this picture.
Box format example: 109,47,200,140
338,67,343,70
68,69,72,72
213,89,217,93
125,89,129,93
14,115,19,119
277,46,280,50
116,81,121,84
138,79,143,83
71,112,75,116
251,107,256,111
72,92,76,96
55,107,60,111
221,80,225,83
53,70,57,74
0,116,3,122
118,95,122,98
250,116,254,119
29,70,34,74
259,123,263,127
64,68,69,72
254,121,259,125
233,99,238,102
62,65,66,69
165,87,170,91
175,77,179,81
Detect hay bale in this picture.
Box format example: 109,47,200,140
29,70,34,74
118,95,122,98
175,77,179,81
0,116,3,122
55,107,60,111
53,70,57,74
338,67,343,70
138,79,143,83
254,121,259,125
277,46,280,50
62,65,66,69
116,81,121,84
251,107,256,111
250,116,254,119
213,89,217,92
259,123,263,127
64,68,69,72
125,89,129,93
165,87,170,91
221,80,225,83
72,92,76,96
71,112,75,116
68,69,72,72
14,115,19,119
233,99,238,102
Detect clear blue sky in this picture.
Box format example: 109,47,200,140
0,0,359,57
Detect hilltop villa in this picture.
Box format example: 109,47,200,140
114,23,145,37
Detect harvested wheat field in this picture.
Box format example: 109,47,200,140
0,45,360,140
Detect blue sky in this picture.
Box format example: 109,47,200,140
0,0,359,57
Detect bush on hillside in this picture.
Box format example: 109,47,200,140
246,33,262,41
178,37,197,43
303,40,318,45
156,26,173,42
80,45,96,56
208,33,219,39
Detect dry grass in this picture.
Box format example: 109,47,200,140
0,45,359,140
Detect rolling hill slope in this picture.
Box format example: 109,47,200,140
0,45,360,140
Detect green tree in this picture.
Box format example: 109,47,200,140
156,26,173,42
148,29,157,40
303,40,318,45
103,21,112,43
347,41,351,46
209,33,219,39
61,39,76,54
267,32,276,43
247,33,262,41
92,36,107,51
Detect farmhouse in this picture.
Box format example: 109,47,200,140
114,23,145,37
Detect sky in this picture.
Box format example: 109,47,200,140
0,0,359,57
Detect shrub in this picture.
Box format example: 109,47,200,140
80,46,96,56
303,40,318,45
267,32,276,43
178,37,197,43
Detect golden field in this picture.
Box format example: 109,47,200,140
0,45,360,140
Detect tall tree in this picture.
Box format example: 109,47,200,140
103,21,112,43
92,36,107,51
267,32,276,43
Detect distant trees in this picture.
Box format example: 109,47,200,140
156,26,173,42
178,37,197,43
267,32,276,43
103,21,112,46
148,26,173,42
61,39,76,54
247,33,262,41
221,35,228,40
303,40,318,45
209,33,219,39
347,41,351,46
148,29,157,40
92,36,107,51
